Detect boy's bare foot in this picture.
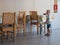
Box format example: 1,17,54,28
45,33,50,36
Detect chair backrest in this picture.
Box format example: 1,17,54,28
2,12,15,25
18,11,26,24
18,11,26,19
29,11,38,20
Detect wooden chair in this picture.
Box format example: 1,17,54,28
17,11,26,35
30,11,40,34
2,12,16,42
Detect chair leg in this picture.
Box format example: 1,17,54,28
23,24,26,35
17,28,20,36
1,33,3,43
11,32,15,41
44,24,46,33
11,32,12,39
7,31,9,40
1,31,6,43
30,24,32,33
40,24,42,34
37,24,39,34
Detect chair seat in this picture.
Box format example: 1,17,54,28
3,24,13,27
31,22,38,25
3,27,13,31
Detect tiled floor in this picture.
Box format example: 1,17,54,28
0,23,60,45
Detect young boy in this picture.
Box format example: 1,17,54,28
45,10,51,36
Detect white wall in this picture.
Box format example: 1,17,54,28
3,0,16,12
51,1,60,29
0,0,16,13
35,0,51,14
16,0,54,15
0,0,5,15
16,0,35,15
35,0,54,14
0,0,54,15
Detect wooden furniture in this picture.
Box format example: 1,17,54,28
2,12,16,42
29,11,40,34
17,11,26,35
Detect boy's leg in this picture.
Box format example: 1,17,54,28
47,24,51,34
47,28,50,34
40,24,42,34
45,24,51,36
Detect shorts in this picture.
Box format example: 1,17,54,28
47,24,51,29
